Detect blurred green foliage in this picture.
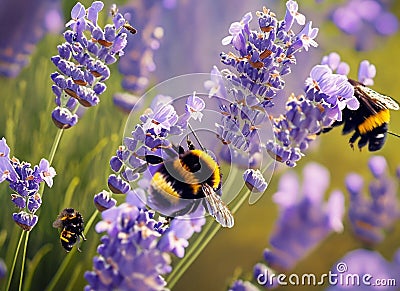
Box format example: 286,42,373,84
0,31,128,289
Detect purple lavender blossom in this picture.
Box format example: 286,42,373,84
157,210,206,258
357,60,376,86
306,64,358,120
51,1,131,129
211,1,325,169
0,258,6,279
0,0,63,77
184,91,205,122
331,0,398,50
204,66,228,99
327,249,400,291
35,159,57,187
51,107,79,129
85,203,170,290
346,156,399,244
264,162,344,271
265,51,365,167
13,212,38,231
107,174,131,194
243,169,268,193
94,190,117,212
99,93,215,221
252,263,277,288
297,21,319,51
221,12,252,52
266,94,324,167
284,0,306,30
220,1,318,101
113,92,142,113
141,101,178,135
0,137,18,182
85,191,205,290
229,279,259,291
114,1,164,112
0,138,56,230
206,67,274,195
321,52,350,75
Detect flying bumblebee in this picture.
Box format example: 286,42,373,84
53,208,86,252
110,5,137,35
145,138,234,228
324,79,399,151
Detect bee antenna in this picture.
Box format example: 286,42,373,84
187,123,206,151
388,131,400,139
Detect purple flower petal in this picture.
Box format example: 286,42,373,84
368,156,387,178
87,1,104,25
13,212,38,231
243,169,268,193
94,190,116,212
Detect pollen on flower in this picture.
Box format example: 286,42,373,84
50,1,131,128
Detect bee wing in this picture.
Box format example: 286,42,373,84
349,79,399,112
202,184,234,228
52,219,63,228
357,85,400,111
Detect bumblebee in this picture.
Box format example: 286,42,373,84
110,5,137,35
325,79,399,151
145,139,234,228
53,208,86,252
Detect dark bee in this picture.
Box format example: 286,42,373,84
324,79,399,151
53,208,86,252
110,4,137,35
123,23,137,35
145,139,234,228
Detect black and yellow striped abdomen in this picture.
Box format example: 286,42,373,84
150,149,221,201
358,109,390,135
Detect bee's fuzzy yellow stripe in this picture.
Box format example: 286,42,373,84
358,109,390,134
190,150,221,189
152,172,181,198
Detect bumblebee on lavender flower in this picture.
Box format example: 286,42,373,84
145,137,234,228
53,208,86,252
325,79,399,151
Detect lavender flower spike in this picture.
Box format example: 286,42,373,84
94,190,117,212
85,198,205,290
284,0,306,31
327,249,400,291
264,162,344,271
51,1,132,128
243,169,268,193
0,138,56,230
346,156,399,244
0,137,18,182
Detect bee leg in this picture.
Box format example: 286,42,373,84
76,236,82,252
349,132,360,151
74,230,87,252
178,145,185,155
357,135,369,151
186,139,195,150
